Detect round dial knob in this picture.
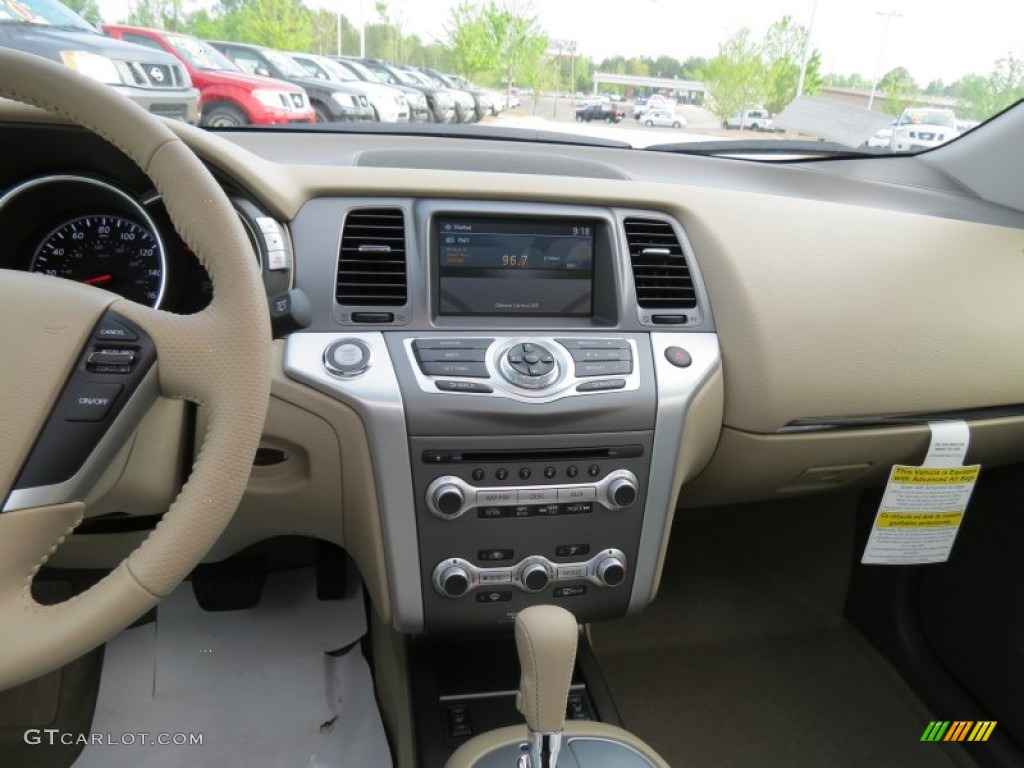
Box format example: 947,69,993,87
519,562,551,593
499,342,559,390
435,565,470,597
596,556,626,587
606,476,638,510
429,482,466,519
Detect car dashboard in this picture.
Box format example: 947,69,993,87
4,103,1024,637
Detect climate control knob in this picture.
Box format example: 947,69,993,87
427,478,466,520
595,555,627,587
434,563,471,598
517,560,552,593
604,473,639,510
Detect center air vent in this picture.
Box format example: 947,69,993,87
336,208,407,306
623,217,696,309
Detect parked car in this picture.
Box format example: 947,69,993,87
210,41,373,123
288,51,408,123
403,66,474,123
444,73,501,118
0,0,199,122
420,68,491,122
332,56,431,122
357,58,454,122
890,107,960,153
634,93,670,119
724,109,775,131
575,102,625,123
643,108,685,129
102,26,314,127
864,127,893,148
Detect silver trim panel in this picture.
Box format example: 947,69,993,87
628,332,721,614
283,332,423,631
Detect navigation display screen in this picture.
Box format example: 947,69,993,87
437,217,595,316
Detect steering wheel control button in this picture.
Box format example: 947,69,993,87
323,338,371,377
576,378,627,392
94,317,138,342
64,382,123,422
436,380,493,393
665,346,693,368
86,348,136,373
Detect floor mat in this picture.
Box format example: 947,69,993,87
73,567,391,768
589,495,976,768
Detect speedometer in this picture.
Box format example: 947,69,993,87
30,215,166,308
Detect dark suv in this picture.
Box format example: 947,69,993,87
575,102,625,123
0,0,198,122
357,58,455,123
211,41,373,123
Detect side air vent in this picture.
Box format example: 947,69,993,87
336,208,407,306
623,217,696,309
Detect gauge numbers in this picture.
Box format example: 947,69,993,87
31,215,166,308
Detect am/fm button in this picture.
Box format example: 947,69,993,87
64,382,123,422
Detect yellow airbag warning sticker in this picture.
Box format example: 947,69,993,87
862,422,979,565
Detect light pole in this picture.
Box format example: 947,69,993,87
867,10,904,111
795,0,819,98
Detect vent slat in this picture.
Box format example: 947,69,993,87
624,217,697,310
337,208,407,308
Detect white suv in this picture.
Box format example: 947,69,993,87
890,108,960,152
724,109,774,131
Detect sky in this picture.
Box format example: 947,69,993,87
93,0,1023,85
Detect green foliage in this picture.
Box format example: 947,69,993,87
701,27,765,120
878,66,917,115
444,2,497,77
827,72,871,90
700,17,820,120
63,0,102,24
953,55,1024,120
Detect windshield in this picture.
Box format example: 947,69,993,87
0,0,95,31
167,34,238,72
84,0,1022,152
261,48,308,79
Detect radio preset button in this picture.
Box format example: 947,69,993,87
588,464,601,477
566,466,579,478
518,467,532,480
472,468,485,481
544,466,557,479
495,468,509,481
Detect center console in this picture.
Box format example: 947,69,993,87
283,199,721,634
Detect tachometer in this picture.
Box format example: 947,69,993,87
30,215,166,308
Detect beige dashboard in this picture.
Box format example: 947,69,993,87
9,102,1024,616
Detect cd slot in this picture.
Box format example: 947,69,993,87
422,445,643,464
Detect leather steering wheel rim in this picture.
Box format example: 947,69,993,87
0,48,271,689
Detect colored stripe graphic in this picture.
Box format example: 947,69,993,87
922,720,997,742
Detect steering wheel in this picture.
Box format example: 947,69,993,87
0,49,271,689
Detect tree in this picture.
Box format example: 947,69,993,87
64,0,102,24
956,54,1024,120
444,2,498,78
484,1,547,96
700,28,765,121
761,15,821,113
878,66,917,115
230,0,314,52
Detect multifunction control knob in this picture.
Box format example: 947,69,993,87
517,557,552,593
601,470,640,510
426,477,468,520
499,342,560,390
595,555,627,587
434,563,471,598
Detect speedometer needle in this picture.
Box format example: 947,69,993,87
83,274,113,286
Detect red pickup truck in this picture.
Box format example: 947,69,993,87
102,25,314,127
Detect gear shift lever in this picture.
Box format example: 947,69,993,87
514,605,579,768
